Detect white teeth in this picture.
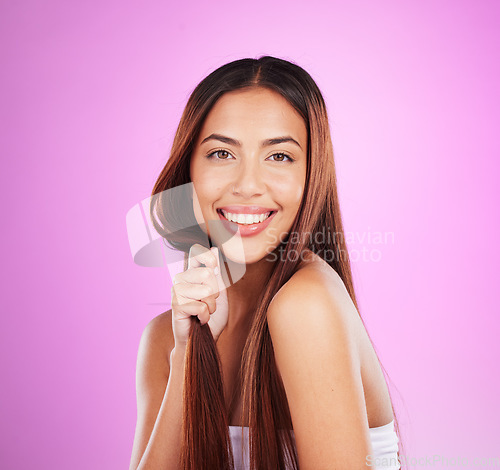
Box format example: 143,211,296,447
221,210,272,225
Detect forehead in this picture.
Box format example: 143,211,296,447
196,87,307,146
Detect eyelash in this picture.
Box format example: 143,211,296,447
206,149,295,163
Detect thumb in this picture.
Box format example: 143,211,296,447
210,246,227,293
210,246,220,276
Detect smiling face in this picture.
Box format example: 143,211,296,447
189,86,308,265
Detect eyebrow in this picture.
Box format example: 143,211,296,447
200,133,302,150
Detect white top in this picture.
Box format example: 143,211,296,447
228,420,400,470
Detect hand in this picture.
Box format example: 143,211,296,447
171,244,229,347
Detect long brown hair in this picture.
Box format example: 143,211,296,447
150,56,405,469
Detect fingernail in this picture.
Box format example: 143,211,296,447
214,266,219,276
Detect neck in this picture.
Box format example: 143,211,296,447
223,254,277,332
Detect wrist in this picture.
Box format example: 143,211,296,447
170,345,187,367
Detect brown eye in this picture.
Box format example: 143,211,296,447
207,149,233,160
268,153,293,163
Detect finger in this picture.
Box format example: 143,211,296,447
173,267,219,306
174,266,216,287
188,243,218,270
201,295,216,314
173,282,212,305
178,290,216,314
192,259,220,302
173,299,210,325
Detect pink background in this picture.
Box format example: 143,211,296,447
1,1,498,468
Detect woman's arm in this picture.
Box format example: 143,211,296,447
129,312,186,470
129,245,226,468
267,267,373,470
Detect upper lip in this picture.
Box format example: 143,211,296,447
217,205,278,215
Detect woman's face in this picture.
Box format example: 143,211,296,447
190,87,308,265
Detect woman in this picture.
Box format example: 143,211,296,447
129,56,403,470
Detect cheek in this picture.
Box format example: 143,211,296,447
191,185,205,228
272,175,305,208
191,178,224,222
291,183,304,205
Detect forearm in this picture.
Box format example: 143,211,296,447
135,346,187,470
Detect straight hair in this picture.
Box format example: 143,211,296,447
150,55,405,469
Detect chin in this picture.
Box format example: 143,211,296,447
217,240,275,266
220,248,259,265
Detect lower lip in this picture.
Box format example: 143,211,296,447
217,210,277,237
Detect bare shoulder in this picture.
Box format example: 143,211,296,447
267,250,394,431
141,309,174,348
267,248,363,379
266,251,374,466
137,309,175,382
268,249,359,341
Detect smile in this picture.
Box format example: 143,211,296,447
219,209,273,225
215,207,278,237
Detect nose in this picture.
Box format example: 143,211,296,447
232,157,265,198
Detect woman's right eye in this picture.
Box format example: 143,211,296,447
206,149,233,161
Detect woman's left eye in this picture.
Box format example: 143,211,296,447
267,153,294,163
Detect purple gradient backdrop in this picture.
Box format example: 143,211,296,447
1,1,498,468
